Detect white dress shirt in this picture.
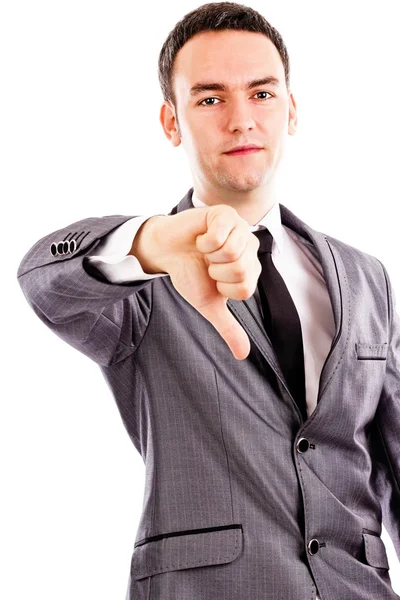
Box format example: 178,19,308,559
87,196,335,599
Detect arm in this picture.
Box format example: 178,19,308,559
16,214,168,367
370,259,400,561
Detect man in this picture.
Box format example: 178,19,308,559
16,2,400,599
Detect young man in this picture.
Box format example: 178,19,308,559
17,2,400,599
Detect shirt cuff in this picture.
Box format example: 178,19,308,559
87,215,168,283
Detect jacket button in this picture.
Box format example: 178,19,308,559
50,242,58,256
57,241,65,255
296,437,310,453
307,539,320,555
69,239,77,252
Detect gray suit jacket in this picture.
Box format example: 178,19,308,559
17,188,400,599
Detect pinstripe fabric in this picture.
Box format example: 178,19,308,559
17,188,400,599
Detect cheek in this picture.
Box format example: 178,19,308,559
192,133,214,162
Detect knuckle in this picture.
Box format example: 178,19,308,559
232,263,246,279
237,280,253,299
211,204,236,225
212,231,226,247
227,248,242,262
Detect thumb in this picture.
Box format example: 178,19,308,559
198,297,251,360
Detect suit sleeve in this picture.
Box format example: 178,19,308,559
370,259,400,561
87,215,168,283
16,214,168,367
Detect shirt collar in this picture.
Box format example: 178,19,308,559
191,192,284,254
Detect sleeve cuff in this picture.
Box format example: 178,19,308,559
87,215,168,283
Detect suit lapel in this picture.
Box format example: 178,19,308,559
169,188,351,419
275,203,351,409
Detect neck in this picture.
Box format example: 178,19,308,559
192,179,279,226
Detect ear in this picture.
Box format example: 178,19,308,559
160,101,181,147
288,91,298,135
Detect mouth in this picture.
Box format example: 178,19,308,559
224,147,262,156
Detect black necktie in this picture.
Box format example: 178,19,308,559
253,228,308,422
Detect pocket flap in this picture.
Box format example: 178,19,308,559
131,524,243,580
362,532,390,569
356,342,388,360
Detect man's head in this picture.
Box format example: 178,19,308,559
158,2,297,211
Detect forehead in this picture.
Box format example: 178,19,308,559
173,30,285,94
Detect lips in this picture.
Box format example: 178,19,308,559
226,145,262,153
225,145,262,156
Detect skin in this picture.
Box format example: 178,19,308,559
131,29,299,359
159,29,298,226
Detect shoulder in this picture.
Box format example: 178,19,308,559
323,231,383,273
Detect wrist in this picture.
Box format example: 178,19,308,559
129,215,168,274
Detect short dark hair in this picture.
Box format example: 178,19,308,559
158,1,291,109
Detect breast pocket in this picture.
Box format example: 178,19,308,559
131,524,243,580
355,342,388,361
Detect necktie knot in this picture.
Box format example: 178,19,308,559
254,227,273,255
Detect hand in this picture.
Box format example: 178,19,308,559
153,204,261,360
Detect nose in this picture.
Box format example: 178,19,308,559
226,96,256,133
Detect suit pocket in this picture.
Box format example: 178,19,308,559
356,342,388,360
131,524,243,580
362,530,390,570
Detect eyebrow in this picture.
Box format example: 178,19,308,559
189,76,281,97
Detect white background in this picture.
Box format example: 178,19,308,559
2,0,400,598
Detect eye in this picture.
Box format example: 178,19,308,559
198,91,273,106
255,91,273,100
199,97,221,106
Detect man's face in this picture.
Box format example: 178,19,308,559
160,29,297,195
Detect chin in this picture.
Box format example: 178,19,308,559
223,182,262,194
230,174,265,191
